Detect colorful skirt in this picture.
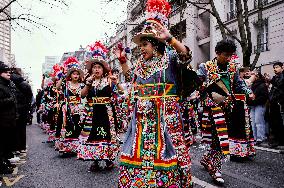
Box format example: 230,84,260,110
77,99,119,160
228,95,255,158
55,138,80,153
119,96,192,188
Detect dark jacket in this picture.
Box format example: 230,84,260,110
36,90,44,109
0,77,17,127
11,73,33,117
269,72,284,105
249,79,269,106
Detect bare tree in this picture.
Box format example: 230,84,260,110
105,0,267,69
185,0,265,69
0,0,68,33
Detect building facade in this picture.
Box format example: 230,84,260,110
0,0,12,65
42,56,61,74
107,0,284,77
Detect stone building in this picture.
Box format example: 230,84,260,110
107,0,284,77
0,0,12,65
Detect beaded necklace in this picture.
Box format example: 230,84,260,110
136,53,169,80
68,81,81,96
92,77,108,96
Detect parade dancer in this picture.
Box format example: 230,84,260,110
47,65,62,143
54,58,84,155
41,79,54,134
115,0,193,187
181,90,201,147
77,41,120,171
197,39,255,184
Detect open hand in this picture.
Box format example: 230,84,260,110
152,22,172,41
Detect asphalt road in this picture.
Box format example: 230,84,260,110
1,123,284,188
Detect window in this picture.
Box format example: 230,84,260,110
130,1,147,21
254,0,269,9
254,19,269,53
227,0,236,21
169,0,186,16
170,20,186,41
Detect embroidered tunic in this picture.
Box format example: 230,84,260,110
77,77,119,160
197,59,255,157
119,48,192,188
55,81,84,153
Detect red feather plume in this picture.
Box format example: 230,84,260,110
63,57,79,68
87,41,109,53
146,0,171,17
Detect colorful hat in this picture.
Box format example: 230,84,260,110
63,57,84,79
85,41,110,72
133,0,171,44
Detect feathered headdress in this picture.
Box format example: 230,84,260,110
63,57,84,79
133,0,172,44
146,0,171,28
85,41,110,73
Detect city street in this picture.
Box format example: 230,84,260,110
1,121,284,188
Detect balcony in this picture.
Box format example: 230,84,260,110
254,0,269,9
254,42,269,53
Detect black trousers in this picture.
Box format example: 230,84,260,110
37,112,41,124
269,102,284,144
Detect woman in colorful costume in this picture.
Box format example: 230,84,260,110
115,0,192,187
47,65,63,143
54,57,84,155
41,79,55,134
197,39,255,184
77,41,120,171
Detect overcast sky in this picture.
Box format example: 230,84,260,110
11,0,128,94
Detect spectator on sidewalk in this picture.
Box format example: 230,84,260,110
11,68,33,153
0,62,18,174
268,62,284,148
248,71,269,145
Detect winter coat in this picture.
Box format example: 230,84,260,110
0,77,17,153
269,72,284,105
0,77,17,127
249,79,269,106
36,90,44,109
11,73,33,117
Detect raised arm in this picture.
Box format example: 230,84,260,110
81,75,93,98
153,23,192,63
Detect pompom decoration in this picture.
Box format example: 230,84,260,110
87,41,109,60
50,64,61,78
229,54,241,68
63,57,79,69
146,0,171,27
118,42,131,54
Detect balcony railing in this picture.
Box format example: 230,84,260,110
254,42,269,53
254,0,269,9
227,11,236,21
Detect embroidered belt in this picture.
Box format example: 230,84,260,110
87,97,111,104
67,96,81,103
137,83,177,99
234,94,246,101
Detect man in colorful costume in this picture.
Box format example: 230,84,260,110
197,39,255,184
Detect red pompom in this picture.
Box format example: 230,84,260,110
87,41,109,53
146,0,171,17
52,64,61,72
63,57,79,68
